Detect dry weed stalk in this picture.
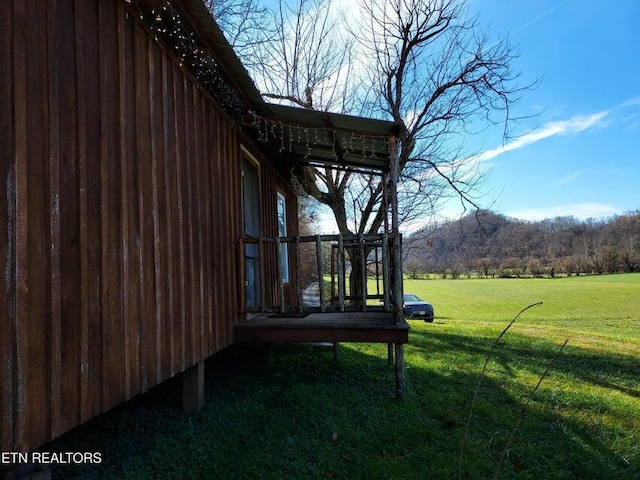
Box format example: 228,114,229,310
457,301,543,480
492,339,569,479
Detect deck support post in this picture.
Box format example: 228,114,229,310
183,361,205,412
333,342,340,361
394,343,405,399
387,343,394,365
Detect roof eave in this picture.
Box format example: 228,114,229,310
174,0,265,111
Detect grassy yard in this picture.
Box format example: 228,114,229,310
47,274,639,479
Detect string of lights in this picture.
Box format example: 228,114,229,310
126,0,391,194
249,112,390,163
126,0,248,122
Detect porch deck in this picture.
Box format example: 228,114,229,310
237,232,409,397
234,311,409,344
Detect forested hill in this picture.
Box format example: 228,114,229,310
403,210,640,278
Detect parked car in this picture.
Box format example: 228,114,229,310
403,293,434,322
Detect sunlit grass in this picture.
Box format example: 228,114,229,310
406,274,640,339
46,274,640,479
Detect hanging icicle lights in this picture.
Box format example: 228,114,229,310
126,0,391,170
250,112,391,165
126,0,247,122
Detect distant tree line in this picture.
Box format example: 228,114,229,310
404,210,640,279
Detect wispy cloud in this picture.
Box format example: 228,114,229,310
472,95,640,163
620,96,640,108
507,0,570,38
546,170,584,189
475,110,609,163
506,202,619,221
621,112,640,130
488,0,570,51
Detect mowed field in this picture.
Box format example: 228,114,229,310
406,273,639,347
46,274,639,479
401,273,640,476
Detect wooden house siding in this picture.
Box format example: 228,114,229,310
259,161,300,307
0,0,287,453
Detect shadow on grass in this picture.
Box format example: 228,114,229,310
411,328,640,400
43,336,638,480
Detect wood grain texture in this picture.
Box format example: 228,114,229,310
0,0,16,451
0,0,301,453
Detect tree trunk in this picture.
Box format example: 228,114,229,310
348,250,365,309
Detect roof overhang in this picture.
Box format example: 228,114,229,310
256,103,401,173
175,0,265,110
174,1,400,172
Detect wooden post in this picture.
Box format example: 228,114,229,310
239,239,245,315
316,235,325,312
333,342,340,361
382,171,389,234
259,237,265,311
183,361,205,412
295,237,303,313
330,243,336,307
382,233,390,311
375,244,381,297
394,343,405,399
359,233,366,311
275,236,285,313
337,235,345,312
389,135,403,324
387,343,394,366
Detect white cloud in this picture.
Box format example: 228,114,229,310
546,170,584,189
620,96,640,108
474,110,610,163
472,95,640,163
506,203,619,221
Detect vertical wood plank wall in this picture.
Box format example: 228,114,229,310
0,0,287,452
259,161,299,307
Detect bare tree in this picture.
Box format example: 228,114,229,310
620,234,639,272
348,0,528,229
205,0,270,69
235,0,530,235
216,0,532,297
245,0,356,112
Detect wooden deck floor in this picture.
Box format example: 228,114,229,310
234,311,409,344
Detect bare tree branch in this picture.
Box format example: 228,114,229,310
216,0,536,236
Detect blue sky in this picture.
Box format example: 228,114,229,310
462,0,640,221
255,0,639,230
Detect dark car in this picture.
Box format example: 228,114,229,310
403,293,434,322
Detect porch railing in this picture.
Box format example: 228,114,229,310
239,233,403,320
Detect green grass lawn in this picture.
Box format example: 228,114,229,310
406,273,640,345
47,274,640,479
